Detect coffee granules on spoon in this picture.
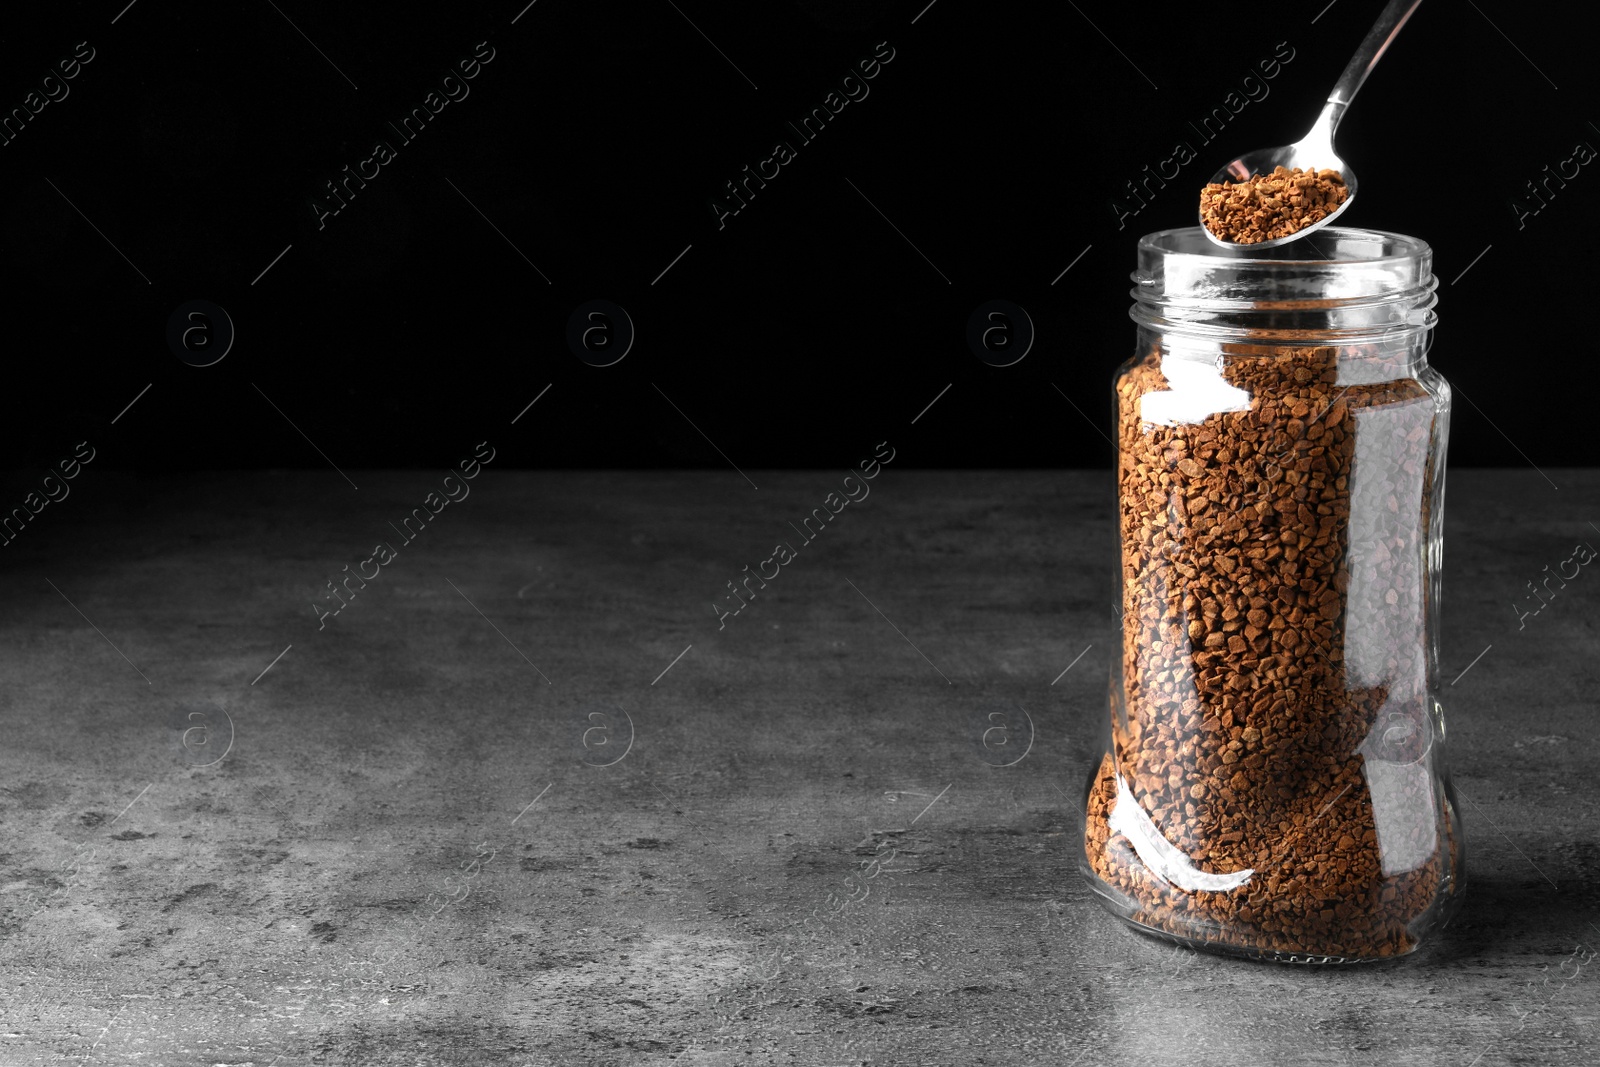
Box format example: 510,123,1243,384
1082,342,1460,959
1201,166,1348,244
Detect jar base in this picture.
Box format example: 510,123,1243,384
1108,908,1416,965
1080,852,1460,965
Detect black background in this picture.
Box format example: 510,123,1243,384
4,0,1593,475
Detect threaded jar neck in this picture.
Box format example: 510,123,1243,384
1130,226,1437,347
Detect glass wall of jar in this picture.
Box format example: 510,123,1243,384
1080,227,1463,962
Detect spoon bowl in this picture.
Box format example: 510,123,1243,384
1198,0,1421,252
1200,143,1358,252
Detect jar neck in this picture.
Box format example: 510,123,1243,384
1130,226,1437,350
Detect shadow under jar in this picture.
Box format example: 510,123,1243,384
1080,227,1464,963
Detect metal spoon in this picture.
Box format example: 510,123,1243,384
1199,0,1425,250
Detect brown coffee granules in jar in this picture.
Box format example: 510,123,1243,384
1082,342,1460,960
1201,166,1348,244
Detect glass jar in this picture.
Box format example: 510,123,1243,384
1080,226,1463,963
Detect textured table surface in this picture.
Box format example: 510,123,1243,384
1,469,1596,1066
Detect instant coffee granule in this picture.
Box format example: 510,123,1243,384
1200,167,1348,244
1083,343,1459,959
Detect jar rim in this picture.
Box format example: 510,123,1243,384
1137,225,1432,270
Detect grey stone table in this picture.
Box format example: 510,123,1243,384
1,470,1596,1066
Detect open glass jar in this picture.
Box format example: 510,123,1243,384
1080,227,1463,962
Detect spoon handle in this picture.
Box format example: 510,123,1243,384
1318,0,1425,135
